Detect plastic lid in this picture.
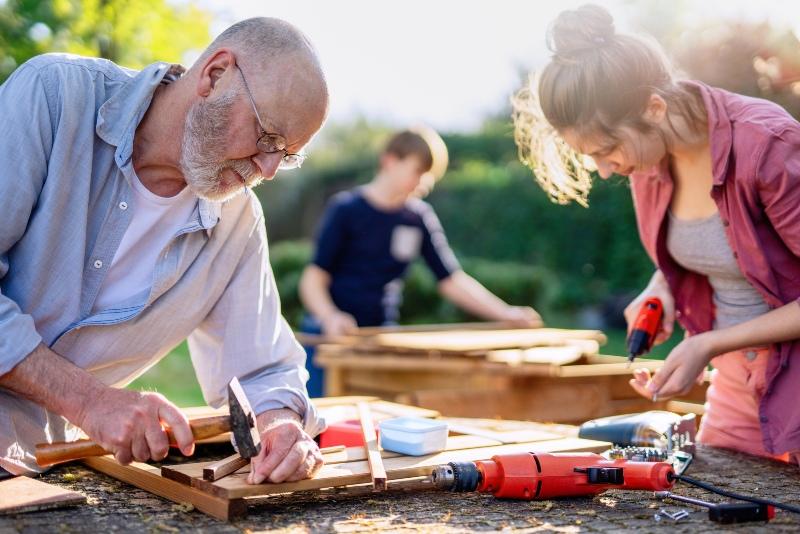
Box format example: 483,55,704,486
378,417,448,433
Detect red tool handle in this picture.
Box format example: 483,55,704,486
628,297,664,357
476,452,674,500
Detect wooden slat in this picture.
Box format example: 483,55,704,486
83,457,246,521
357,328,607,355
357,402,387,491
0,476,85,515
202,454,249,482
207,437,610,499
296,322,528,346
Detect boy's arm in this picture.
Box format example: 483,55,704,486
438,271,542,327
299,265,357,336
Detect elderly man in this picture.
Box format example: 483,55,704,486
0,17,328,485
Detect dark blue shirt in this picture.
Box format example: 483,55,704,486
312,189,460,326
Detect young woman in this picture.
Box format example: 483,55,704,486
515,4,800,461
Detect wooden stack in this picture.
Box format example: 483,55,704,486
310,323,707,424
83,397,610,521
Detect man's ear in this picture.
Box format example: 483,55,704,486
379,153,397,171
196,49,235,98
642,93,667,125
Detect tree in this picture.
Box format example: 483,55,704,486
0,0,210,83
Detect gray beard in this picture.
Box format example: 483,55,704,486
180,90,263,202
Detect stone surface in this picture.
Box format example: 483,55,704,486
1,444,798,533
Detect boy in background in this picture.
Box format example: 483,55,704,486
299,127,541,396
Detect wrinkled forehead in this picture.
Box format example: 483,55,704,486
251,81,328,151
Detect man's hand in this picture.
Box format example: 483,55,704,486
248,409,323,484
75,388,194,465
629,333,712,401
320,310,358,337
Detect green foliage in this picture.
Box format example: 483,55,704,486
262,119,656,314
0,0,210,82
268,240,314,327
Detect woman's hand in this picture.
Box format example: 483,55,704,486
629,332,714,401
624,270,676,346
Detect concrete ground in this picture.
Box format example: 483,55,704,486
2,444,798,533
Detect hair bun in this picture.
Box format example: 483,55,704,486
548,4,615,58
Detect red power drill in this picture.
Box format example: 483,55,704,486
627,297,664,366
431,452,675,499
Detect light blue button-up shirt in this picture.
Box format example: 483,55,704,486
0,54,323,475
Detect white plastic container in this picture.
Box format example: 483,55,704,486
378,417,448,456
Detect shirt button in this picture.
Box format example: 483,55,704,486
782,360,789,369
732,251,738,259
119,201,128,210
722,219,730,226
745,350,758,361
760,415,769,423
93,259,103,269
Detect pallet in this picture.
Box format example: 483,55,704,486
82,403,609,521
317,349,707,423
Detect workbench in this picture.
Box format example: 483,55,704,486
4,445,798,532
312,325,707,424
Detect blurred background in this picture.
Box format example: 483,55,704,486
3,0,799,405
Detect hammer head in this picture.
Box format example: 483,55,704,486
227,377,262,459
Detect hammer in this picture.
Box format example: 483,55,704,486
35,377,261,467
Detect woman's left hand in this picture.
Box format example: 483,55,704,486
629,333,716,401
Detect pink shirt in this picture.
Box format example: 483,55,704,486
630,81,800,455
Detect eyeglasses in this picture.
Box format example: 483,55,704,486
236,64,306,170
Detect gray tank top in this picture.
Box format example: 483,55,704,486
666,211,769,330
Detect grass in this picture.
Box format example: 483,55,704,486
127,342,205,407
126,326,684,407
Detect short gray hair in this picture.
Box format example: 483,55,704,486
194,17,319,71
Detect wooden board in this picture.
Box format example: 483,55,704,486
486,345,588,366
0,476,85,515
357,402,387,490
295,322,523,346
83,457,246,521
357,328,607,355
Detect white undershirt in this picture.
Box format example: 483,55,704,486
93,174,198,313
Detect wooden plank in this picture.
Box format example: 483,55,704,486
297,322,526,346
399,382,610,424
163,434,509,483
443,421,563,444
486,345,587,367
0,476,85,515
666,400,706,416
554,359,662,377
83,456,246,521
358,328,607,355
357,402,387,491
161,434,506,493
203,453,249,482
207,437,610,499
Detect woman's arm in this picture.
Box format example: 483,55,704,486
632,300,800,400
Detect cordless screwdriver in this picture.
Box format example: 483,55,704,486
431,452,675,500
627,297,663,366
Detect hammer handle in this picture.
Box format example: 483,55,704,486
35,415,232,466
